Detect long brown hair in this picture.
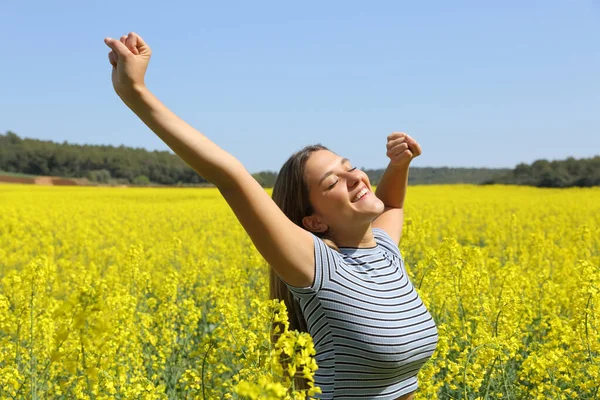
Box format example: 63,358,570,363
269,144,331,390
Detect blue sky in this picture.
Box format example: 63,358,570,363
1,1,598,172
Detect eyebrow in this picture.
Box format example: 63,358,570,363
318,158,350,186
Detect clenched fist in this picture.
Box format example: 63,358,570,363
385,132,422,166
104,32,151,99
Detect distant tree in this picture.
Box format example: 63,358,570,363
133,175,151,185
539,170,570,188
4,131,21,145
87,169,112,183
252,171,278,187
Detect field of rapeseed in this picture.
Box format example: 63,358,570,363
0,184,598,399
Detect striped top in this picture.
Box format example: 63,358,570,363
285,228,438,399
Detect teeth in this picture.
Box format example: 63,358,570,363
352,188,368,202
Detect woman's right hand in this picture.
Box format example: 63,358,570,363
104,32,151,100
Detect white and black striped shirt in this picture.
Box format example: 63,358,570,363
285,228,438,399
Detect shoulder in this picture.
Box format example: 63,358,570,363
285,233,344,295
372,227,402,259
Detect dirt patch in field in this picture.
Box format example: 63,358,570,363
34,176,54,185
0,175,36,184
0,175,212,188
0,175,88,186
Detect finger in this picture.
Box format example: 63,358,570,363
108,51,117,67
406,136,422,156
391,143,410,158
387,132,406,142
391,143,409,157
392,142,410,155
411,144,422,157
128,32,151,56
397,149,413,160
387,132,406,141
119,36,128,53
391,150,413,165
125,32,140,55
104,37,132,58
387,143,409,158
386,136,407,151
120,35,139,56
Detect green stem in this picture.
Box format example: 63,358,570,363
30,274,37,400
201,339,216,400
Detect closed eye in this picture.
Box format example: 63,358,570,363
327,167,356,190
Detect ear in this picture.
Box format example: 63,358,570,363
302,215,328,234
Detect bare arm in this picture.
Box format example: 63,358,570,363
373,163,409,243
122,86,240,188
105,33,316,288
373,132,421,244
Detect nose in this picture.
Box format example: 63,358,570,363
346,170,360,189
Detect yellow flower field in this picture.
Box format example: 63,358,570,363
0,184,599,399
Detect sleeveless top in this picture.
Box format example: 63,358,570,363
284,228,438,399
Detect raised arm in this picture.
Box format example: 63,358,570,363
372,132,422,244
104,33,316,288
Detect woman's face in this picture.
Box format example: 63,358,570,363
303,149,385,234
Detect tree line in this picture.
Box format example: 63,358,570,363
0,131,207,185
1,131,597,187
484,157,600,188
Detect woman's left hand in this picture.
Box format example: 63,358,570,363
385,132,422,166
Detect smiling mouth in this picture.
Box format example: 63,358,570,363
351,187,370,202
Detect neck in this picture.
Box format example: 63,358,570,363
327,223,376,249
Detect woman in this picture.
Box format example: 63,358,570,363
104,32,438,400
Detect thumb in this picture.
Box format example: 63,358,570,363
104,37,131,58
